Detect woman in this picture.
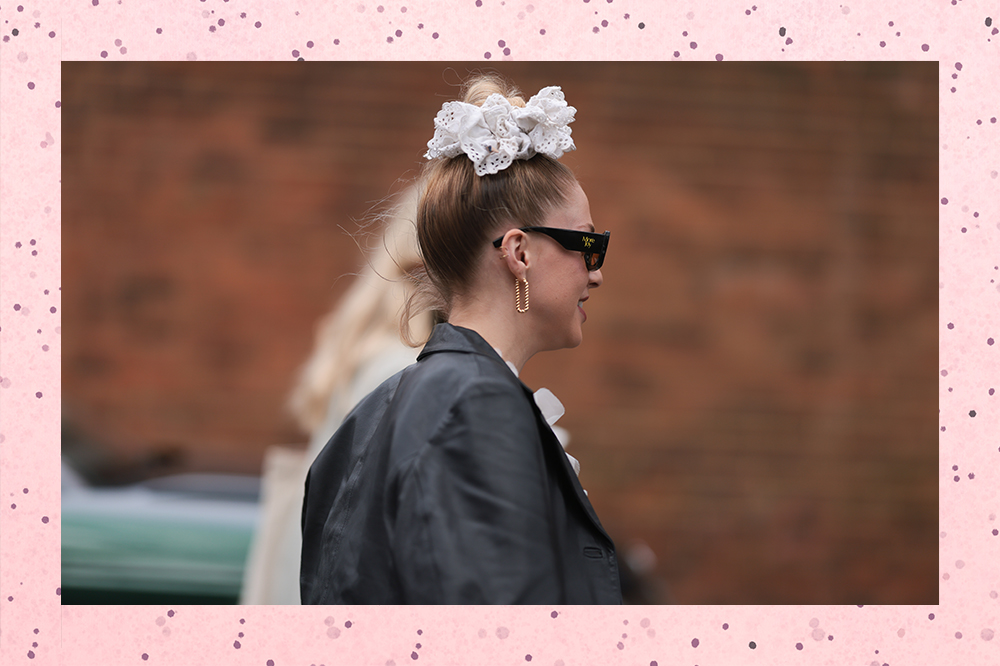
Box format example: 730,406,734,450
300,75,621,604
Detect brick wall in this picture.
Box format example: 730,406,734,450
62,62,938,604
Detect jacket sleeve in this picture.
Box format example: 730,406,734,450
388,377,562,604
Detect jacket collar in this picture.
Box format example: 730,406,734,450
417,323,509,368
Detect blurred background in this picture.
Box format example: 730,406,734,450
61,62,938,605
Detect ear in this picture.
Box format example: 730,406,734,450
498,229,531,279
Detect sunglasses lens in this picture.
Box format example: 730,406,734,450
584,252,602,270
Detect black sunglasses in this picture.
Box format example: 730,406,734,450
492,226,610,271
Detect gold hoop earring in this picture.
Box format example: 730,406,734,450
515,277,529,313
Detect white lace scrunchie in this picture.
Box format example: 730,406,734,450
424,86,577,176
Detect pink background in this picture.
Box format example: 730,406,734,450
1,1,997,664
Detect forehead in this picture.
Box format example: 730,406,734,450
545,183,594,232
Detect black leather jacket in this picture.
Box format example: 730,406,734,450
300,323,622,604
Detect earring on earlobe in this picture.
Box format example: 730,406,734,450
515,277,529,313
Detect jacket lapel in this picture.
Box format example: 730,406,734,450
420,324,613,543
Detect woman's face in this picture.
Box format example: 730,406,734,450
529,182,604,351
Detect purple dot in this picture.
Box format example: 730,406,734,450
156,27,162,34
13,304,20,311
168,610,175,617
120,46,127,54
234,641,241,649
796,643,804,650
28,651,34,659
100,50,108,58
539,29,545,35
602,20,608,27
35,392,42,398
432,32,439,39
723,623,729,630
415,643,421,649
240,619,245,624
499,39,506,47
593,27,600,33
683,31,688,36
484,51,491,58
56,588,61,596
956,62,963,70
922,43,930,51
880,41,886,47
411,653,418,661
990,388,995,396
941,197,949,204
503,47,510,55
993,117,999,123
639,22,645,29
617,642,624,650
692,638,700,648
954,476,960,482
92,0,99,5
956,632,963,639
673,50,680,57
690,41,697,48
418,23,423,29
993,529,998,536
551,611,558,618
307,41,314,48
56,100,61,108
715,53,724,60
401,6,407,12
525,656,532,662
238,632,244,638
989,338,995,345
292,49,300,57
142,655,148,662
255,21,262,28
267,661,274,666
396,29,402,37
378,4,385,10
24,488,29,494
345,621,353,628
969,473,975,479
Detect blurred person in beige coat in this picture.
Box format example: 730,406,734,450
240,186,434,604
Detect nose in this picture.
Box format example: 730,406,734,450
588,268,603,288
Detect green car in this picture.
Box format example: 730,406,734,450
61,459,261,604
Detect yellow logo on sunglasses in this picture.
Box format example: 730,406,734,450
582,236,594,248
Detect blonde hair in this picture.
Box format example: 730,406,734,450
288,186,434,433
402,73,578,344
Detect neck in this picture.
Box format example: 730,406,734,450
448,298,534,373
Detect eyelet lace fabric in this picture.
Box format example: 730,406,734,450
424,86,577,176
